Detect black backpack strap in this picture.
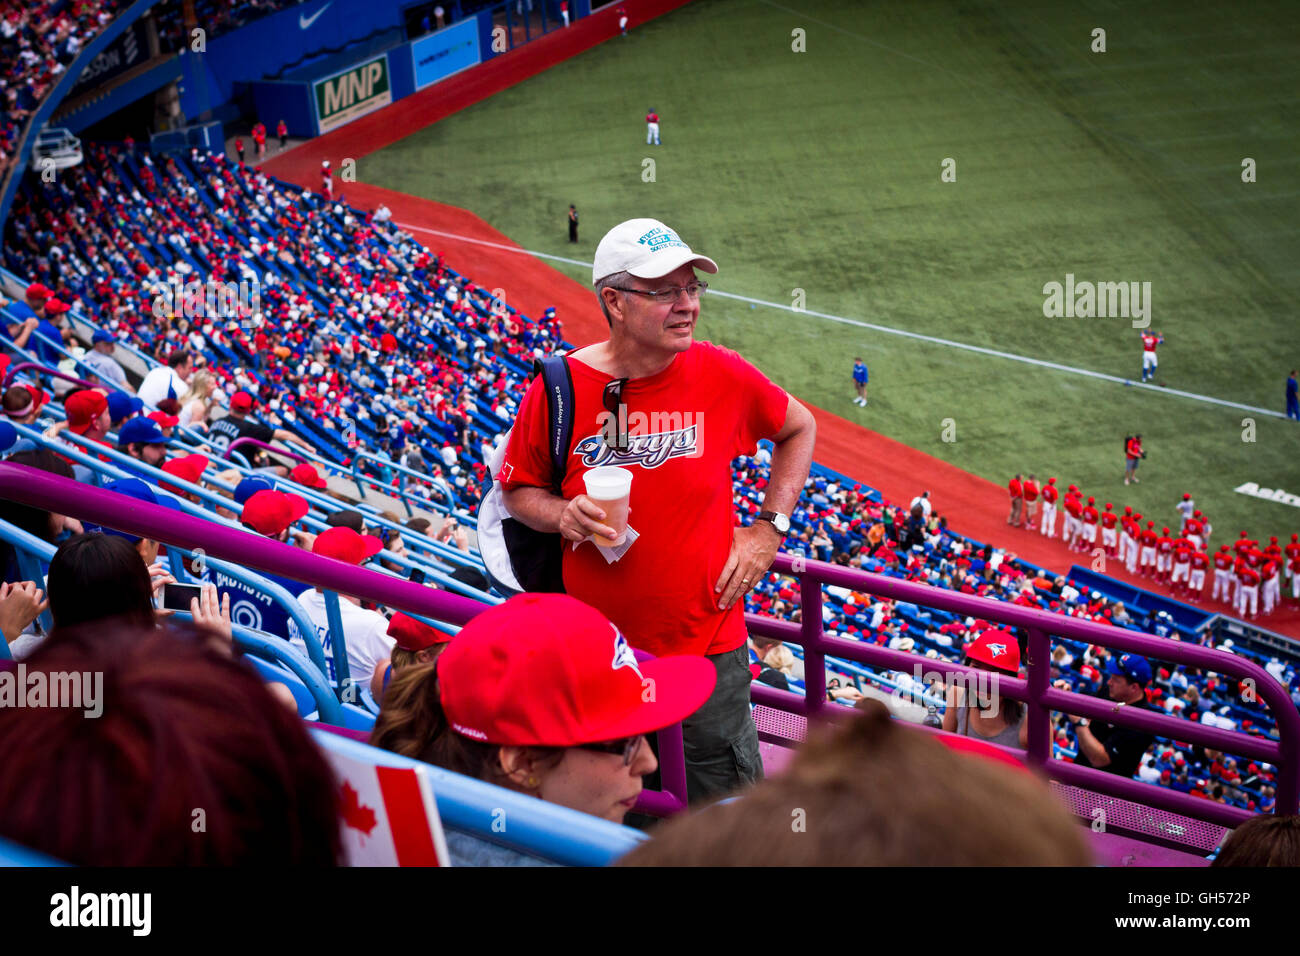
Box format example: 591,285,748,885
533,355,574,495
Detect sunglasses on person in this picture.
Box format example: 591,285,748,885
576,734,644,766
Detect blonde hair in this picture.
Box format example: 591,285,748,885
181,369,215,407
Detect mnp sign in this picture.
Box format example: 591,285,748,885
314,55,392,134
411,18,480,91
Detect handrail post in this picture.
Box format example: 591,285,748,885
1025,626,1051,771
800,566,825,719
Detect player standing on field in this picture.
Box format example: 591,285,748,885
1039,477,1059,538
646,109,660,146
1140,331,1163,382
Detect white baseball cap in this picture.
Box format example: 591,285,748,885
592,218,718,285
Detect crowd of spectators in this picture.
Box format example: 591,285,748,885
0,0,127,181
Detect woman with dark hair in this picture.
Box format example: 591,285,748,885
370,593,715,864
1212,814,1300,867
940,630,1028,749
47,533,156,632
0,622,342,865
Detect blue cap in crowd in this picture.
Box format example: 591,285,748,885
118,417,169,446
234,474,276,505
1107,653,1152,686
106,392,144,423
91,329,115,345
84,478,181,543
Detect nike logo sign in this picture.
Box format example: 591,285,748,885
299,3,331,29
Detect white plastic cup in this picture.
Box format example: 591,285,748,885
583,466,633,546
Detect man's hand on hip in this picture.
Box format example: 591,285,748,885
715,523,781,611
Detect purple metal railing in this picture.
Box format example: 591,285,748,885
745,554,1300,828
0,463,690,811
3,362,99,391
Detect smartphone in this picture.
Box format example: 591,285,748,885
162,582,205,611
408,568,426,585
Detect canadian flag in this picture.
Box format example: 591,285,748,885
322,746,451,866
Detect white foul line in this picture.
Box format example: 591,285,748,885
393,221,1287,420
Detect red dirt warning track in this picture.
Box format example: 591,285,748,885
260,4,1300,640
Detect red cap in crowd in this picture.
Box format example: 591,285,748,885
964,630,1020,675
311,526,382,564
437,594,716,747
242,489,310,537
25,283,50,300
65,390,108,435
291,463,328,488
148,410,179,428
43,298,69,314
230,391,255,413
3,384,48,420
159,453,208,494
387,612,454,653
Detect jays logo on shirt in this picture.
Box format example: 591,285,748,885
573,424,698,469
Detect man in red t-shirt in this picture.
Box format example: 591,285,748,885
1124,434,1144,485
500,218,816,802
1007,474,1023,526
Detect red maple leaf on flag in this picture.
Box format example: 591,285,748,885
339,781,378,836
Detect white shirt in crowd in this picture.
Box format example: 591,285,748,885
294,589,395,688
137,365,188,408
910,494,932,518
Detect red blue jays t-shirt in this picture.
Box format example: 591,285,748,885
499,341,788,659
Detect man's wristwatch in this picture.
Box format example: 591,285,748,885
757,510,790,537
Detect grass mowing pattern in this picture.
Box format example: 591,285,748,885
363,0,1300,541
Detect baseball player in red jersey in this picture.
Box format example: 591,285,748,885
1080,497,1099,552
1212,545,1235,602
1063,487,1083,550
646,110,660,146
1155,527,1175,581
1236,561,1260,618
1140,331,1163,382
1040,477,1059,537
320,160,333,201
1262,556,1281,614
1189,547,1209,602
1101,503,1119,557
1185,511,1205,550
1170,536,1193,594
1022,474,1039,529
1118,506,1135,566
1124,434,1144,485
1007,474,1023,526
1138,521,1158,576
1290,550,1300,603
1124,511,1143,573
1286,534,1300,590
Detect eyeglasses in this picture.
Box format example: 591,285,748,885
612,281,708,303
577,734,644,766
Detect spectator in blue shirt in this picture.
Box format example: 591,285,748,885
852,357,869,407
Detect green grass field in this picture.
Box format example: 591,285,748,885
363,0,1300,540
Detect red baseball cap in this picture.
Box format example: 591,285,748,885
291,463,328,488
25,283,51,300
964,630,1021,675
230,390,255,413
65,390,108,434
388,612,453,652
437,594,716,747
43,298,69,314
242,489,310,537
148,410,179,428
159,453,208,495
312,526,382,564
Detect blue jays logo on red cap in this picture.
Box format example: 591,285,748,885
611,625,642,678
988,643,1007,657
